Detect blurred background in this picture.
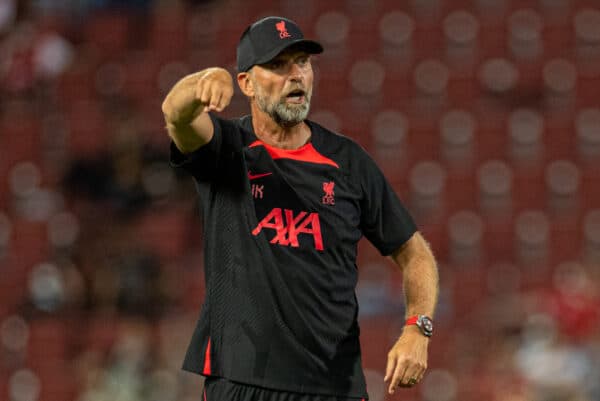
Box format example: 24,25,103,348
1,0,600,400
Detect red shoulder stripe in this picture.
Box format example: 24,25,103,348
249,140,339,168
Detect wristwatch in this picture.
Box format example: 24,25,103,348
405,314,434,337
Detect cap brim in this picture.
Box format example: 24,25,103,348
253,39,323,68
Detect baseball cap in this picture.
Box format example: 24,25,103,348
237,16,323,72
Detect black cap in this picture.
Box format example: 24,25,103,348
237,16,323,72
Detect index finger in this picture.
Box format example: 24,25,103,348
389,359,408,394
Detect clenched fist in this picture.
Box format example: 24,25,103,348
162,67,234,153
162,67,234,124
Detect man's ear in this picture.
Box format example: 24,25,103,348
237,72,254,97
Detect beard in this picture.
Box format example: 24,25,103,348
253,82,312,128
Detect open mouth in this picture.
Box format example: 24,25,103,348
285,89,306,103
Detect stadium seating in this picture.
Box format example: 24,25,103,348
1,2,599,400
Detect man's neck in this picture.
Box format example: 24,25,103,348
251,108,311,150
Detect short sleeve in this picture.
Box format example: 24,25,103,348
169,113,223,181
358,149,417,256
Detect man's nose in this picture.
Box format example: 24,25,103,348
288,62,304,81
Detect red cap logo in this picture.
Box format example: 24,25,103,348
276,20,291,39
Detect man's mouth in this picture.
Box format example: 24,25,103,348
285,89,306,104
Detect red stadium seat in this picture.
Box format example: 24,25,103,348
508,108,545,170
93,61,127,97
474,0,509,27
409,160,447,224
411,0,443,26
508,9,543,61
9,218,49,272
83,12,131,60
313,11,352,71
439,109,476,172
0,315,29,357
514,209,551,269
156,61,192,97
7,369,41,401
410,59,450,126
56,60,97,105
574,8,600,78
64,99,110,155
575,108,600,164
479,58,519,94
134,207,190,261
27,319,68,368
0,212,11,255
448,260,487,312
378,11,415,73
545,159,581,217
148,8,188,62
36,365,77,401
8,161,41,201
477,159,513,218
583,209,600,265
540,0,572,26
371,110,408,149
122,50,161,103
0,375,6,401
47,211,80,250
443,10,480,77
0,111,42,168
347,59,386,125
279,0,319,28
349,59,385,97
485,262,522,296
86,317,119,354
39,113,71,183
310,109,342,133
187,7,222,49
413,58,449,98
447,210,485,267
543,58,577,112
370,110,410,181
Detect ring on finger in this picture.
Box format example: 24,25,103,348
408,378,418,385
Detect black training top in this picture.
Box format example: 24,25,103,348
170,114,417,398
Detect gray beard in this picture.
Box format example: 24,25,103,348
255,89,311,128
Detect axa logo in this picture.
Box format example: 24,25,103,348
252,208,323,251
276,20,291,39
322,181,335,205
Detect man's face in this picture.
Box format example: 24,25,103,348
249,49,314,127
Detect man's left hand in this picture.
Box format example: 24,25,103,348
383,325,429,394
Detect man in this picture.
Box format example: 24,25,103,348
162,16,439,401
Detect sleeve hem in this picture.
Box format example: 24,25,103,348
378,226,418,256
169,113,221,168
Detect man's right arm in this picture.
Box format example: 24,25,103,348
161,67,234,154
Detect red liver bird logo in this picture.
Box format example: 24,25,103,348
276,20,291,39
322,181,335,205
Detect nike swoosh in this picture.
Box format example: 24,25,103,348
248,171,273,180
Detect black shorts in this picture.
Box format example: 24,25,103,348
203,377,367,401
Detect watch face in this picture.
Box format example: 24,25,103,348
418,316,433,336
423,319,433,332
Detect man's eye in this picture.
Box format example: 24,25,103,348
269,61,284,69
